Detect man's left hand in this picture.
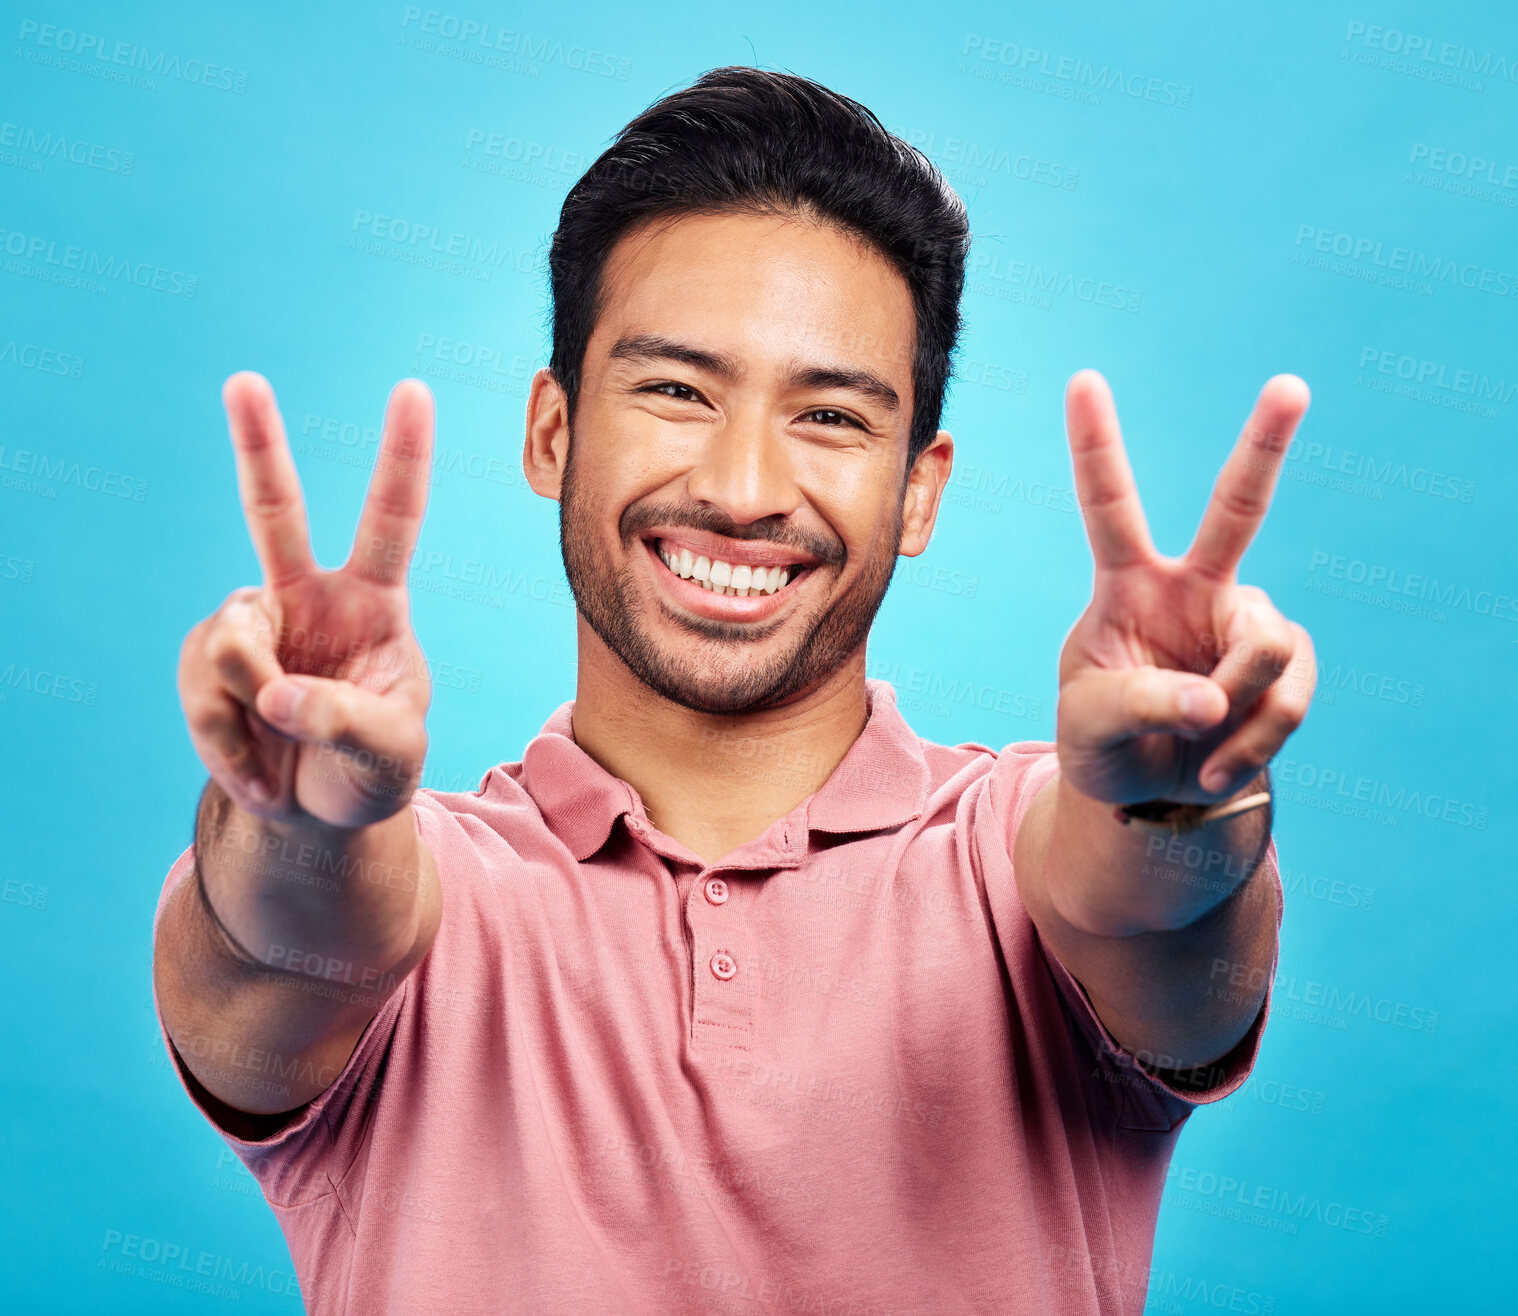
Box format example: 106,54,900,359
1055,370,1318,809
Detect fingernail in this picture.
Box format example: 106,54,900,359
246,778,272,806
1200,766,1228,793
265,680,305,722
1179,685,1208,722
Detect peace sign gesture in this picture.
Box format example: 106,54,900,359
177,373,436,829
1054,370,1317,808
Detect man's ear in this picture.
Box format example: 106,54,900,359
899,429,954,557
524,367,572,500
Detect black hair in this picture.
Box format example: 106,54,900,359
547,66,970,469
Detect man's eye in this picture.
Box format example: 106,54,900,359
804,408,861,429
641,382,699,402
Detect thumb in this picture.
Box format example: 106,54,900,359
1060,666,1229,749
254,674,426,790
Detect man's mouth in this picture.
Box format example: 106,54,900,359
651,535,812,597
635,529,822,622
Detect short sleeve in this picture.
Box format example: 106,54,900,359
150,842,411,1207
974,742,1284,1132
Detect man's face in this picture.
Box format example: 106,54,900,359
545,209,941,715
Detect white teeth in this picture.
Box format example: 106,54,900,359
655,540,802,597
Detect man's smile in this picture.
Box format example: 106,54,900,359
638,530,819,623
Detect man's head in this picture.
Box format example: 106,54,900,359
525,67,969,715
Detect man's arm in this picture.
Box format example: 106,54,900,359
1014,769,1274,1071
154,781,441,1125
154,372,442,1125
1018,369,1316,1076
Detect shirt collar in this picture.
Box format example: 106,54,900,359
518,678,930,864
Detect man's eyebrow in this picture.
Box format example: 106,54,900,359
607,333,740,377
786,363,900,413
607,333,900,413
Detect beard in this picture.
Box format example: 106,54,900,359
558,439,904,716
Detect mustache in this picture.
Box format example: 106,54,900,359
620,500,846,569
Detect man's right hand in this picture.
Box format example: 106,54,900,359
155,372,443,1123
178,372,435,830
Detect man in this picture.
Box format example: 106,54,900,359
153,67,1315,1315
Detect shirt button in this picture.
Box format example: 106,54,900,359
704,877,729,905
709,951,737,981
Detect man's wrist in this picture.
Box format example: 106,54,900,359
1112,769,1272,837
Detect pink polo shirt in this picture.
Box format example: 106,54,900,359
152,678,1281,1315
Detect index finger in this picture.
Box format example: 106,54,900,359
224,372,315,588
1065,369,1156,569
347,379,435,585
1186,375,1311,579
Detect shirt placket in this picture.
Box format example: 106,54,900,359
623,811,806,1054
685,867,755,1051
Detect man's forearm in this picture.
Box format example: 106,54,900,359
153,780,441,1117
1037,770,1273,937
194,777,432,985
1015,769,1279,1070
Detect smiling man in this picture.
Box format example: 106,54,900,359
153,68,1315,1315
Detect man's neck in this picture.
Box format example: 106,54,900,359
568,619,870,866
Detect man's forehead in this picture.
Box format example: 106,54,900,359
591,211,917,377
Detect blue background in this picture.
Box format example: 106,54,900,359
3,1,1514,1310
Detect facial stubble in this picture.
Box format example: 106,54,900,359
557,437,904,715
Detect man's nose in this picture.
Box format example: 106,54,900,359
684,403,801,525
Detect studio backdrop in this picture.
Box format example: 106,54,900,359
2,0,1513,1311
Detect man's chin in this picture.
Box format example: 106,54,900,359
632,657,805,717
